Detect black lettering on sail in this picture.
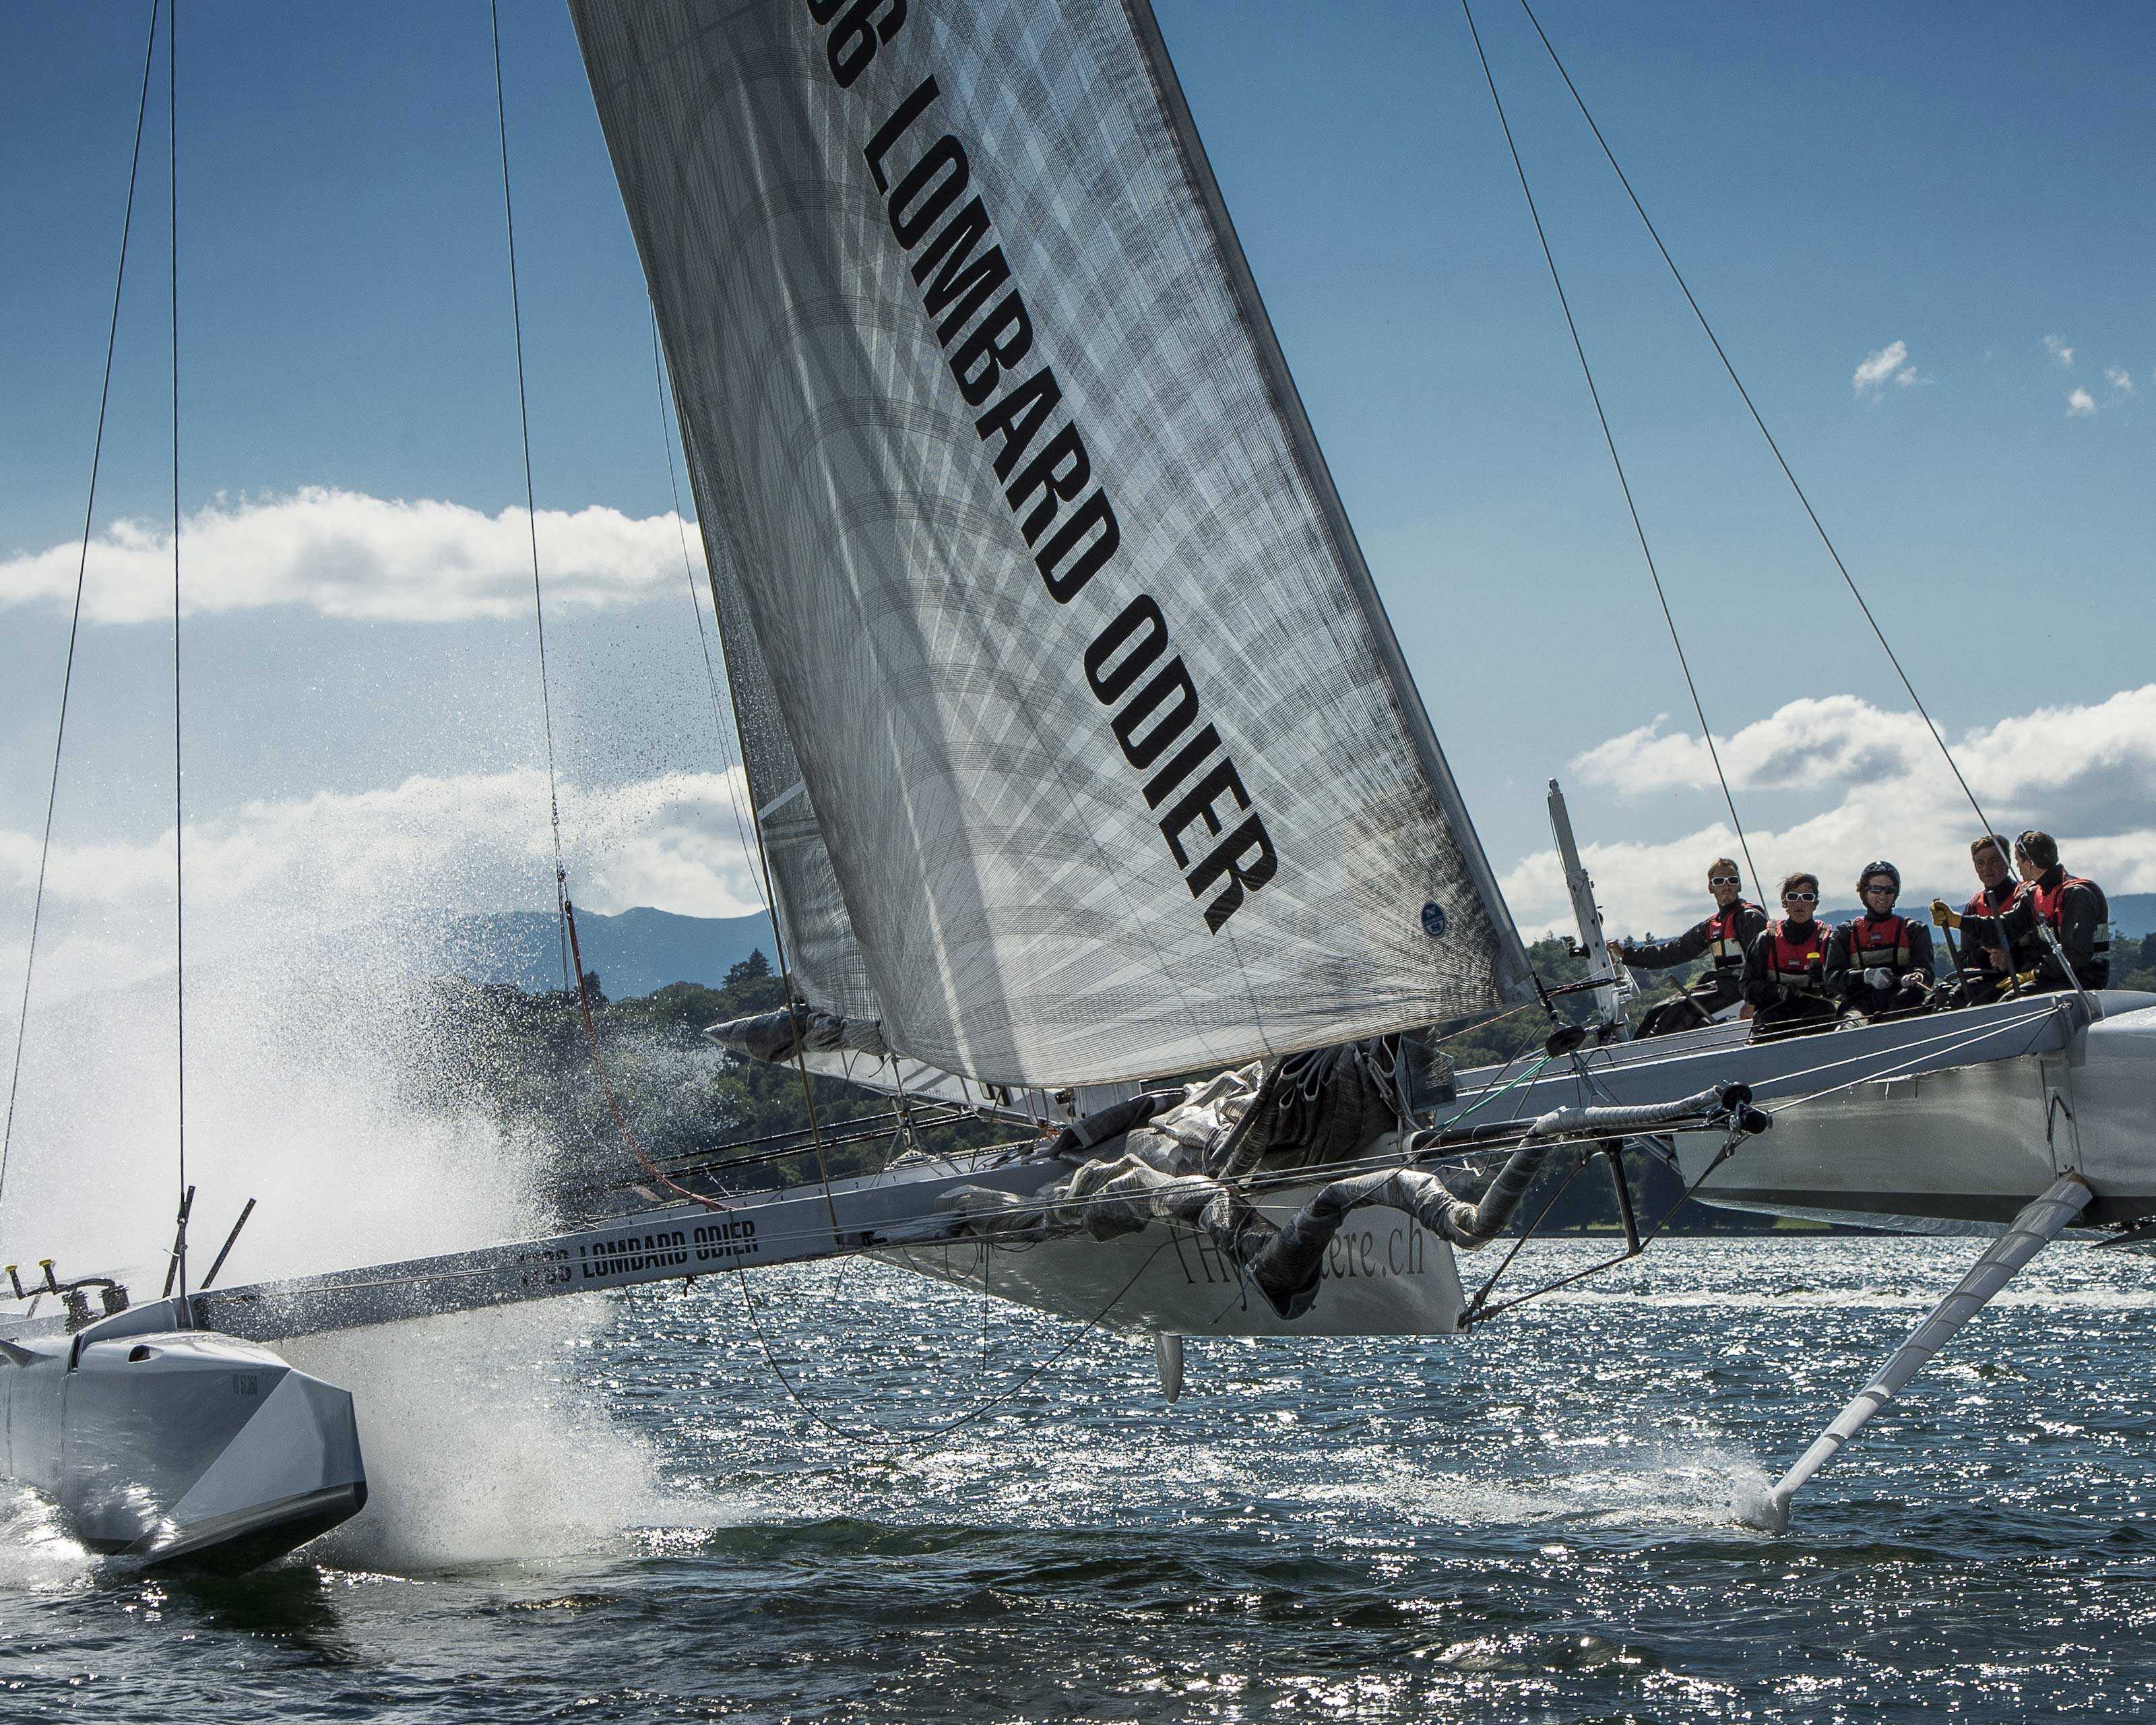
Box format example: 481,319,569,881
1034,491,1117,602
821,18,1286,935
1111,658,1199,768
1005,424,1090,544
973,367,1062,480
819,0,909,90
1083,594,1166,699
862,75,939,190
1159,757,1250,867
1035,491,1121,608
1141,724,1221,811
949,291,1033,405
914,201,1010,340
1188,813,1277,932
889,137,968,247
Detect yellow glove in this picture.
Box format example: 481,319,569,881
1930,898,1961,929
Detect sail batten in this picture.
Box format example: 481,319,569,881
574,0,1530,1087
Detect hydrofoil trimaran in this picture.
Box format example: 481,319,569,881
6,0,2149,1570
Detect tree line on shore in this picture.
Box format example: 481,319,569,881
416,933,1962,1234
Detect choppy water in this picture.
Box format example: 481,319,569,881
5,1236,2156,1722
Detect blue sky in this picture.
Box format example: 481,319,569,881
3,0,2151,997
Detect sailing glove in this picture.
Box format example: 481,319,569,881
1930,899,1961,929
1863,967,1893,991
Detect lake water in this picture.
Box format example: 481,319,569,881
4,1235,2155,1722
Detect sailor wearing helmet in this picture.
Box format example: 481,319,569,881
1826,860,1934,1019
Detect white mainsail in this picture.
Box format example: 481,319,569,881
573,0,1533,1087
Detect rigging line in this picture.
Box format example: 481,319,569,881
730,1238,1174,1450
643,305,842,1236
1512,0,1998,840
169,0,189,1302
562,900,726,1213
486,0,571,995
1761,1004,2060,1116
649,308,740,829
1458,0,1765,907
0,0,163,1220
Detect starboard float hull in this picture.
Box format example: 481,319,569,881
0,1303,365,1571
1456,991,2156,1229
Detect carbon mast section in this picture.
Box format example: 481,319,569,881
570,0,1531,1092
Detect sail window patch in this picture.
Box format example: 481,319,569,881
837,38,1279,935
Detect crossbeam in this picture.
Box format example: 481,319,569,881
189,1156,1055,1343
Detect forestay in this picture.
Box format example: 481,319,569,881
573,0,1533,1086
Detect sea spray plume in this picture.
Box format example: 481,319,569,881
286,1302,700,1571
0,927,554,1288
0,912,693,1565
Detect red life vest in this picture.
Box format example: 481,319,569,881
1963,884,2004,969
2031,874,2097,931
1846,913,1912,970
1707,902,1758,972
1962,880,2027,970
2030,873,2111,968
1768,920,1831,995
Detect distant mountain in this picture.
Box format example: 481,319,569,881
429,907,775,999
441,892,2150,1003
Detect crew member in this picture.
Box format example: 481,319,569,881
1826,860,1934,1018
1742,871,1839,1038
1944,834,2025,1005
1608,858,1766,1037
1932,829,2110,994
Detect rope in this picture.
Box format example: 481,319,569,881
642,305,842,1233
649,307,747,860
0,0,162,1222
486,0,571,995
1762,1004,2060,1117
1511,0,1999,842
168,0,190,1300
561,900,726,1212
1459,0,1763,904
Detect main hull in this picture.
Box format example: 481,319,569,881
887,1182,1467,1336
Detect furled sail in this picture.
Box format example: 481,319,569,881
573,0,1534,1087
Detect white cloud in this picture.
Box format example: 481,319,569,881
0,487,703,623
2107,367,2135,394
2068,387,2097,416
1509,686,2156,937
1852,340,1917,395
2044,334,2074,367
0,767,765,1005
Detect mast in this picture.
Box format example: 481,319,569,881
1546,779,1626,1036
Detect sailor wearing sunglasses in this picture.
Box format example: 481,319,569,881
1826,860,1934,1020
1741,871,1839,1038
1608,858,1765,1037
